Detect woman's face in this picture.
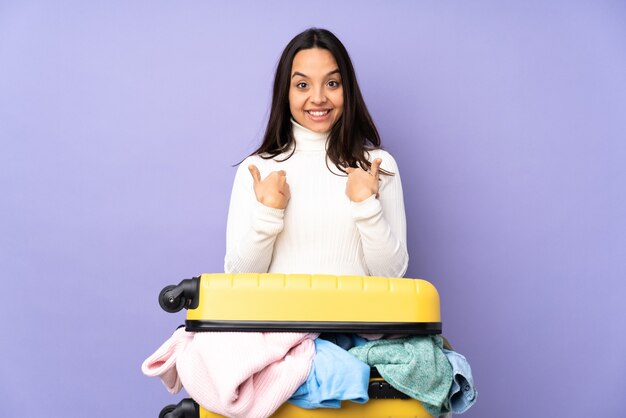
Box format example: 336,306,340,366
289,48,344,133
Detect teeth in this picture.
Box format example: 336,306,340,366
307,110,330,116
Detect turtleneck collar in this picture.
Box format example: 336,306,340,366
291,119,329,151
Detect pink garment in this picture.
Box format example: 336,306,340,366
142,330,317,418
141,327,193,393
178,332,317,418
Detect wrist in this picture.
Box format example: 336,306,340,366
349,194,381,221
259,195,287,209
348,190,376,203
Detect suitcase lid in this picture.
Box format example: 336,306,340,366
177,273,441,334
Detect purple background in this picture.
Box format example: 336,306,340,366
1,1,625,417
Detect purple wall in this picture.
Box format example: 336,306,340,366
1,1,625,417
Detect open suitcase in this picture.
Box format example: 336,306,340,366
157,273,443,418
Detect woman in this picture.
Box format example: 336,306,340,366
224,28,408,277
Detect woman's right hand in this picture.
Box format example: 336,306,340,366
248,164,291,209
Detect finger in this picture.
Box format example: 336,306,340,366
371,158,382,177
248,164,261,184
276,170,287,177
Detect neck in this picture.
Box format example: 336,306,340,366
291,119,329,151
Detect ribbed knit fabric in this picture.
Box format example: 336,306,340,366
141,327,193,394
177,332,317,418
225,119,408,277
142,330,318,418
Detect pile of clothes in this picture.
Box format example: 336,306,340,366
142,329,476,418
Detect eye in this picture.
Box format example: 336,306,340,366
327,80,341,88
296,82,308,89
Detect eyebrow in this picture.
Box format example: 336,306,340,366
291,69,341,79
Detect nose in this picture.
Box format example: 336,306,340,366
310,86,327,104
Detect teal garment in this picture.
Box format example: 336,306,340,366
348,336,453,417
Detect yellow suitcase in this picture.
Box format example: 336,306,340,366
159,395,432,418
157,273,442,418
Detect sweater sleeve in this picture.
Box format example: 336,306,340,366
224,157,284,273
350,151,409,277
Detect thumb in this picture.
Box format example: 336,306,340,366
371,158,382,177
248,164,261,184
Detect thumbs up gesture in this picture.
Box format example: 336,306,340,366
345,158,382,202
248,164,291,209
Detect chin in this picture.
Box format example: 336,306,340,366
301,117,336,133
308,124,331,133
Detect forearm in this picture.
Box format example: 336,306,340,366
352,196,409,277
224,158,285,273
224,202,284,273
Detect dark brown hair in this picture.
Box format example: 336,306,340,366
250,28,389,174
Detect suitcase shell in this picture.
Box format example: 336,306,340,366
161,393,431,418
203,398,431,418
157,273,442,418
159,273,441,334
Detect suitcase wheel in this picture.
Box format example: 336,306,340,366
159,285,187,313
158,277,201,313
159,398,198,418
159,404,176,418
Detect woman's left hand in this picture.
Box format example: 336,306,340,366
345,158,381,202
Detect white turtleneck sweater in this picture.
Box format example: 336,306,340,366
224,120,408,277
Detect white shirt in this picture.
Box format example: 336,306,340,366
224,120,408,277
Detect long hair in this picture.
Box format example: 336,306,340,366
250,28,389,174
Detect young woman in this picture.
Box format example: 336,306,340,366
224,28,408,278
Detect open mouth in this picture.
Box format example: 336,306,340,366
306,109,332,118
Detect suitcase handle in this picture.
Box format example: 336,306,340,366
159,277,200,313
